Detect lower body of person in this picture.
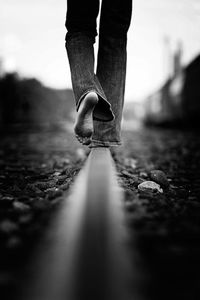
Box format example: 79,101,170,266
65,0,132,147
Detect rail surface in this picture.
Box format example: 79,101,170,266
26,148,134,300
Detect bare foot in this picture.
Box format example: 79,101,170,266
74,92,98,145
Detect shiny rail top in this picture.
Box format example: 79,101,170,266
27,148,133,300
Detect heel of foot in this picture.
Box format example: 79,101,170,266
74,92,98,142
82,92,98,110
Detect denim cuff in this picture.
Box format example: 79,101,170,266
89,139,122,148
76,89,115,122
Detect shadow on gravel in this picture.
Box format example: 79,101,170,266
0,127,87,300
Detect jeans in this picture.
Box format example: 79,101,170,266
65,0,132,147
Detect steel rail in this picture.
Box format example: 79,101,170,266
26,148,134,300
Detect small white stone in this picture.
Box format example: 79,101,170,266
13,201,31,213
138,181,163,193
76,148,86,161
124,158,137,169
0,220,18,233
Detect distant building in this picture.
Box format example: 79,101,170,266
0,58,3,78
144,53,200,126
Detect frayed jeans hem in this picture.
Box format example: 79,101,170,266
89,139,122,148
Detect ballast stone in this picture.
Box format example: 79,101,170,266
138,181,163,193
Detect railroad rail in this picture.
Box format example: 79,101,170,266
26,147,135,300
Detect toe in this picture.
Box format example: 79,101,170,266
75,134,91,145
82,137,91,145
75,135,81,142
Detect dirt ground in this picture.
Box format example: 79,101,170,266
0,125,200,300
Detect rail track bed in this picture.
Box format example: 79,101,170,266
0,127,200,300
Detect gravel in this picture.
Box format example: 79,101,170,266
1,126,200,300
113,127,200,300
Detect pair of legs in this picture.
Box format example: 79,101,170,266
65,0,132,146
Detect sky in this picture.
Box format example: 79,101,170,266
1,0,200,102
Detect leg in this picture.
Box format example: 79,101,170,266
90,0,133,147
65,0,114,145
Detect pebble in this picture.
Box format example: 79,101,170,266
122,170,137,179
26,183,43,194
6,236,22,249
53,158,71,169
41,163,47,168
139,172,148,179
76,148,86,161
0,220,19,233
57,175,69,185
13,201,31,213
0,196,14,208
124,158,137,169
19,214,33,224
46,188,63,199
1,196,14,202
149,170,169,188
62,158,70,165
31,198,50,210
53,171,62,176
35,181,56,190
50,197,63,206
138,181,163,193
59,182,70,191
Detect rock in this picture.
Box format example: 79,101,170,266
41,163,47,168
139,172,148,179
35,181,56,190
122,170,137,179
53,158,70,169
149,170,169,188
46,188,63,200
76,148,86,161
19,214,33,224
31,198,50,210
13,201,31,213
58,158,71,166
62,158,70,165
57,175,69,185
124,158,137,169
138,181,163,193
1,196,14,202
6,236,22,249
0,220,19,233
26,183,43,194
59,182,70,191
50,197,63,207
53,171,62,176
0,196,14,208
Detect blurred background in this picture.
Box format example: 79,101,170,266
0,2,200,300
1,0,200,128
